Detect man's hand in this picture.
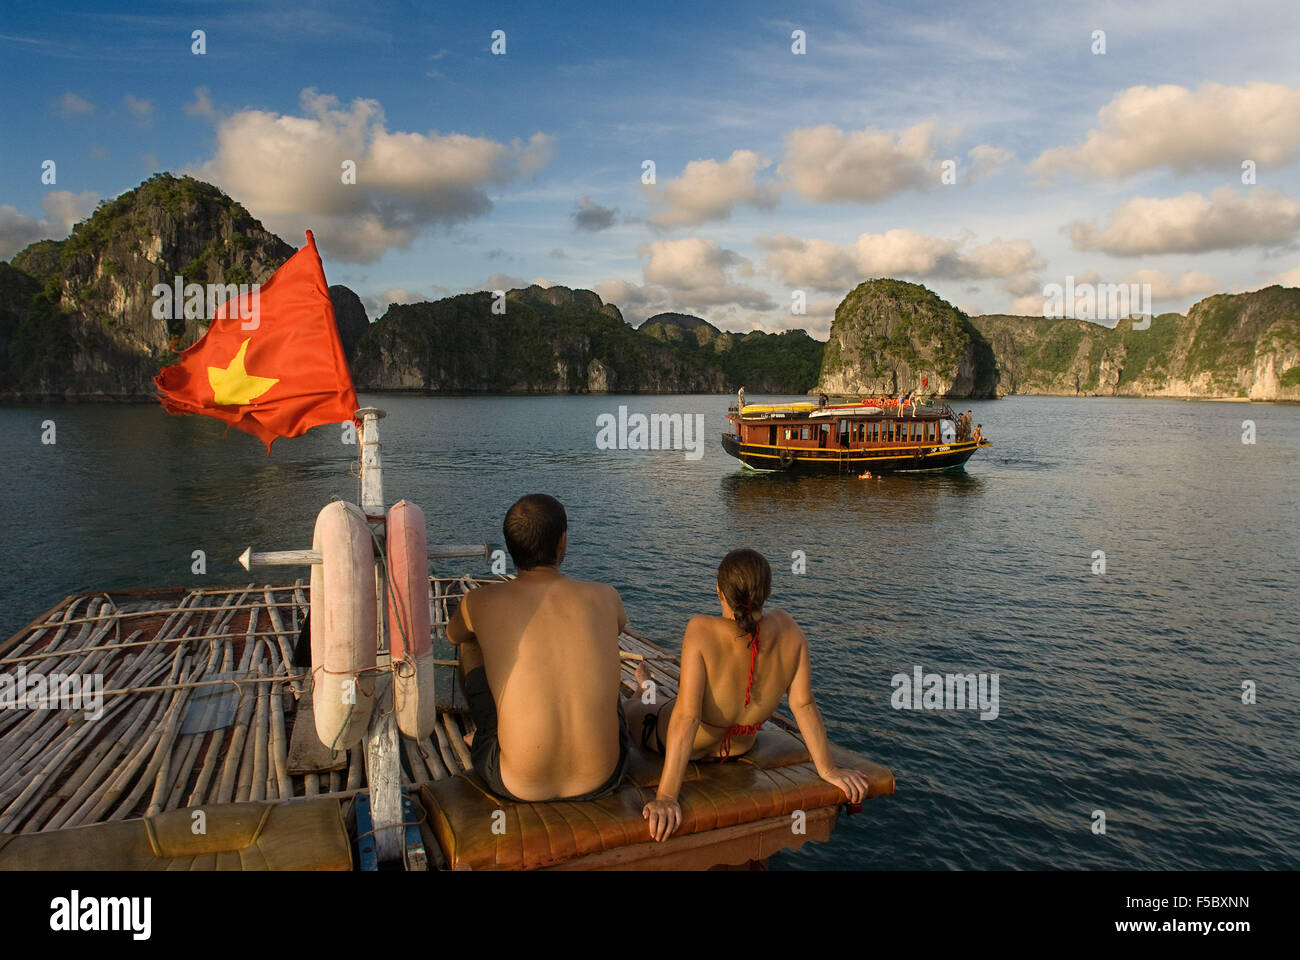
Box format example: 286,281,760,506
642,797,682,842
819,768,871,803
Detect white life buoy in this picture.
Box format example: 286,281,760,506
386,500,437,740
310,501,377,750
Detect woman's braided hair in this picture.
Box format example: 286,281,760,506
717,548,771,637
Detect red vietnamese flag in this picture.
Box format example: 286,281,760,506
155,230,359,451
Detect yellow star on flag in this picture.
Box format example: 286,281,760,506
208,338,280,406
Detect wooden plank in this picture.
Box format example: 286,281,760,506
285,687,347,774
544,806,838,871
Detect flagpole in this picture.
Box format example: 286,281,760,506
356,407,403,865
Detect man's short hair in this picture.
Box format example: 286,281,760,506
503,494,567,570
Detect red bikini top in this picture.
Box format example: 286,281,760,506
702,619,762,760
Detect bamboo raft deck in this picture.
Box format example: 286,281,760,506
0,575,782,840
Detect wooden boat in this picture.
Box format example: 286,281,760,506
0,578,893,870
724,399,989,474
0,410,895,871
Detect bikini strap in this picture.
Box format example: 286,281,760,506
743,621,760,707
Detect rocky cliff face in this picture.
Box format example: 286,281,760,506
0,174,312,399
351,285,726,393
638,312,824,393
329,285,370,361
972,286,1300,399
816,279,998,398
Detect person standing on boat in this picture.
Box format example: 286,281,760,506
818,393,828,409
625,549,871,841
447,494,630,802
973,423,984,444
737,385,746,410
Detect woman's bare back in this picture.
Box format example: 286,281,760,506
684,609,805,758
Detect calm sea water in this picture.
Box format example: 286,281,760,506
1,394,1297,870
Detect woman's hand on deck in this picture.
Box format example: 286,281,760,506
642,798,682,842
820,768,871,803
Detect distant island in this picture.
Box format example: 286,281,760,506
2,173,1297,402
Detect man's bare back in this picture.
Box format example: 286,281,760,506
449,567,625,800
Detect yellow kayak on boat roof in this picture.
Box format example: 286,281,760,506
739,402,817,415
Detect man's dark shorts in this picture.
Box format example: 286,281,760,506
462,666,630,803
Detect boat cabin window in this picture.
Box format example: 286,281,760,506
801,426,810,440
769,425,777,445
926,421,936,442
784,428,792,440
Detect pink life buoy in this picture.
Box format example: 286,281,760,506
386,500,436,740
310,501,377,750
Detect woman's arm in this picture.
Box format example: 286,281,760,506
642,620,708,842
786,621,871,804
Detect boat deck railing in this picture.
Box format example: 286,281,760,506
729,400,958,419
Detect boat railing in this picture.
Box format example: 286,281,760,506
730,399,959,419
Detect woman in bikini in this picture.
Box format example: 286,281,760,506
624,548,872,842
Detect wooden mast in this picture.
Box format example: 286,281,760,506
356,407,403,865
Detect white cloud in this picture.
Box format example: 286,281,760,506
966,143,1014,183
779,122,939,203
758,229,1043,296
56,92,93,117
1121,269,1219,300
0,190,99,260
647,149,779,228
1032,82,1300,179
189,88,554,263
477,272,530,292
592,278,671,325
185,87,215,119
123,94,154,127
638,237,775,309
1007,295,1047,316
1271,266,1300,287
1066,187,1300,255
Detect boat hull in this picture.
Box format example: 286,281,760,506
721,434,985,473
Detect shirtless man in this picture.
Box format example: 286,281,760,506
447,494,629,802
625,548,871,841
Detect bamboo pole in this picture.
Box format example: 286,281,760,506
134,653,202,819
0,674,148,830
187,729,225,808
239,662,269,803
45,656,174,830
441,712,474,771
270,677,292,799
433,712,465,772
264,587,300,699
22,599,304,630
215,675,259,804
78,645,187,824
421,735,449,781
163,732,204,810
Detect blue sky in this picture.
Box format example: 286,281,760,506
3,0,1299,336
